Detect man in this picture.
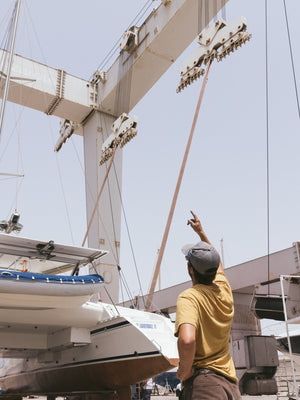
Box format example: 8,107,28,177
141,377,153,400
174,211,241,400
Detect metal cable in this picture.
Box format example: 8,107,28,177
81,145,117,247
98,112,120,264
94,0,153,75
104,160,120,264
70,136,119,262
119,266,125,305
0,0,22,144
7,177,24,219
48,133,76,245
0,108,24,162
283,0,300,121
97,66,142,305
111,151,146,306
0,3,14,31
15,110,21,210
221,0,226,20
97,124,119,263
0,1,25,218
265,0,270,293
119,269,135,308
0,20,12,72
99,113,138,306
21,1,77,244
104,286,120,315
132,1,155,27
0,1,17,137
106,37,144,303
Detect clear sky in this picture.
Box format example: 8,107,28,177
0,0,300,316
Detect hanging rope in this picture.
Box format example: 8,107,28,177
145,59,213,311
82,145,117,247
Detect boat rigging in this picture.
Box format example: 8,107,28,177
0,0,23,234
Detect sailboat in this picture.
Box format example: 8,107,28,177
0,0,300,398
0,239,178,397
0,1,186,398
0,233,178,399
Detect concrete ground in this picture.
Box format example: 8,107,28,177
151,396,286,399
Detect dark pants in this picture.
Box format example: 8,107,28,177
182,369,241,400
142,389,152,400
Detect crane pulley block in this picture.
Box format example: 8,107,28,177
54,119,76,152
90,70,107,85
177,16,251,93
100,113,137,165
119,26,139,53
0,211,23,234
218,29,251,61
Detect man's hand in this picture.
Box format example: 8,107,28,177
187,211,203,235
187,211,211,245
187,210,223,272
177,364,195,381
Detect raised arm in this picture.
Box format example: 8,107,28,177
187,211,223,273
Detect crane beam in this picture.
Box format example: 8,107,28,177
0,51,92,126
100,0,228,115
0,0,228,126
119,243,300,313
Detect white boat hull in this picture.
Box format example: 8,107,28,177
0,303,178,398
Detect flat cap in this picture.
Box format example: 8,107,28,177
182,241,220,275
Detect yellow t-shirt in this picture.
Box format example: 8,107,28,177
174,271,237,383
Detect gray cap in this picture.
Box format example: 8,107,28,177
181,241,220,275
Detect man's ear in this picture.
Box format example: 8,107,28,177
188,263,194,278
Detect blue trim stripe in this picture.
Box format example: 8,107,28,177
0,270,104,284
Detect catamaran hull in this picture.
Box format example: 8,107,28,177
0,303,178,398
0,354,176,396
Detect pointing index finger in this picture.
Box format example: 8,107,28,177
190,210,197,219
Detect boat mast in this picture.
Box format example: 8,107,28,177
0,0,22,142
